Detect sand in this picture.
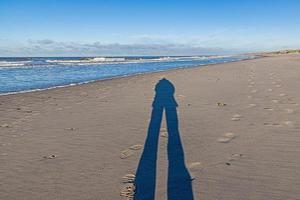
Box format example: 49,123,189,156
0,54,300,200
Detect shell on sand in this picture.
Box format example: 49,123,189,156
120,149,134,159
129,144,143,150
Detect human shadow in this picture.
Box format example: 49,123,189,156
134,78,194,200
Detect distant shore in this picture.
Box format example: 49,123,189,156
1,54,299,199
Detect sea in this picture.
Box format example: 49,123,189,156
0,55,255,94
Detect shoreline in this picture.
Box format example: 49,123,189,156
0,55,259,97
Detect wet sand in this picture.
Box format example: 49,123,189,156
0,54,300,200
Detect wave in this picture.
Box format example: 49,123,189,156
0,55,246,69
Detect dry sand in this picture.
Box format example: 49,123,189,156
0,54,300,200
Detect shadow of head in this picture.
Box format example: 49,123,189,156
153,78,178,108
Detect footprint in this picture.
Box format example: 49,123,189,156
160,127,168,138
42,155,57,159
263,122,281,127
231,114,242,121
160,131,168,138
248,104,257,108
0,123,11,128
122,174,135,183
120,183,135,200
188,162,203,180
129,144,143,150
282,121,294,127
263,107,274,111
120,149,134,159
217,102,227,106
188,162,203,171
271,99,279,103
228,153,243,162
284,108,295,114
218,132,236,143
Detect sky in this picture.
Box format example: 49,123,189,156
0,0,300,56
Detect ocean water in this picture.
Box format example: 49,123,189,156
0,55,254,94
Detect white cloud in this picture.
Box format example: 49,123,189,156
0,39,242,56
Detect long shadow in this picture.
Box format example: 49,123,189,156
134,78,194,200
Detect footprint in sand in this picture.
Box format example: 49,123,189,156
120,144,143,159
0,123,11,128
129,144,143,150
226,153,244,165
217,132,236,143
177,94,185,100
188,162,203,180
248,103,257,108
282,121,295,127
160,127,168,138
228,153,243,162
120,149,134,159
284,108,295,114
264,122,281,127
264,107,274,111
231,114,243,121
122,174,136,183
271,99,279,103
120,183,135,200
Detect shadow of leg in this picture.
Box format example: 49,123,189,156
166,107,194,200
134,107,163,200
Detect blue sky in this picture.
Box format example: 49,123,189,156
0,0,300,56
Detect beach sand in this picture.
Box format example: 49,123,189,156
0,54,300,200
